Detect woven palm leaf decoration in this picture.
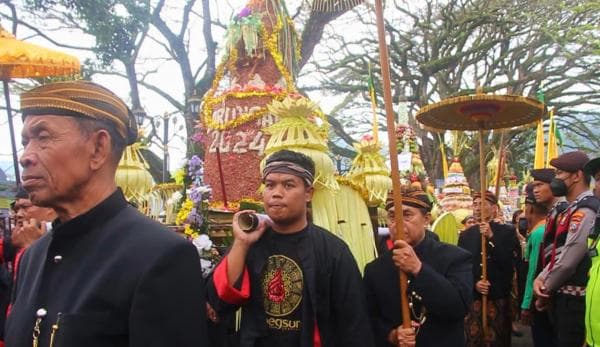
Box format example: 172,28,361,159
311,0,364,12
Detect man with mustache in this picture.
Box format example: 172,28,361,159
208,149,374,347
5,81,208,347
363,187,472,347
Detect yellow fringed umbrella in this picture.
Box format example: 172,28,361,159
416,90,544,340
1,25,80,184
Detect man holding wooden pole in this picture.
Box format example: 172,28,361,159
458,191,520,346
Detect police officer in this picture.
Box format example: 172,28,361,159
583,156,600,346
533,151,600,347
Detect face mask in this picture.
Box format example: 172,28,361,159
518,218,528,233
550,177,570,197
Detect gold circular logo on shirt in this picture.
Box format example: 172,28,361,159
262,255,304,317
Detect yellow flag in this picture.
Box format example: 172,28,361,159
439,138,448,179
534,119,545,169
368,63,379,143
546,109,558,167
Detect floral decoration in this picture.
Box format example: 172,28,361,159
174,154,220,277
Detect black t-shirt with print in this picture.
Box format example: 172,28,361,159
255,227,309,347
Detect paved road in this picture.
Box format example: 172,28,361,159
512,323,533,347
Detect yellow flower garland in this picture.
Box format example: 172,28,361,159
175,198,194,226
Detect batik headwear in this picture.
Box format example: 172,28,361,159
472,190,498,205
385,187,432,212
262,160,315,186
20,81,138,145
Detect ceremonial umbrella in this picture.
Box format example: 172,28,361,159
416,91,544,340
0,25,80,184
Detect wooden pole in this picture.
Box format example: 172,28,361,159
478,130,489,340
215,147,229,208
3,80,20,185
374,0,411,329
494,131,506,198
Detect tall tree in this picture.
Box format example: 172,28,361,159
304,0,600,185
3,0,358,162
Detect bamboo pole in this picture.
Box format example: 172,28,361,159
478,130,489,340
374,0,411,329
3,80,20,185
215,147,229,208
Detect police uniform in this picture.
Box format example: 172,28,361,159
584,157,600,346
537,151,600,347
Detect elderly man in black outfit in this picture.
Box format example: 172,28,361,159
364,187,472,347
5,81,208,347
459,191,520,347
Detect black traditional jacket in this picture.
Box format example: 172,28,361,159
5,189,208,347
364,233,472,347
207,223,375,347
458,222,520,300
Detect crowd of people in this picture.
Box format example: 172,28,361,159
0,79,599,347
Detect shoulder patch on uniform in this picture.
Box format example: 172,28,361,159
571,211,586,223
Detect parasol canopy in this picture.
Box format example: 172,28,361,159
416,93,545,131
1,24,81,185
0,25,80,80
415,90,545,341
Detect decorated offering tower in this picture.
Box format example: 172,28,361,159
196,0,387,269
440,157,473,212
201,0,299,205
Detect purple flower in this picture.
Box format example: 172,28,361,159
238,7,251,18
191,132,204,143
189,189,202,204
186,208,204,226
188,155,202,167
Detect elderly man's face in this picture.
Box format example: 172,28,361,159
473,197,496,221
19,116,94,207
387,205,429,246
